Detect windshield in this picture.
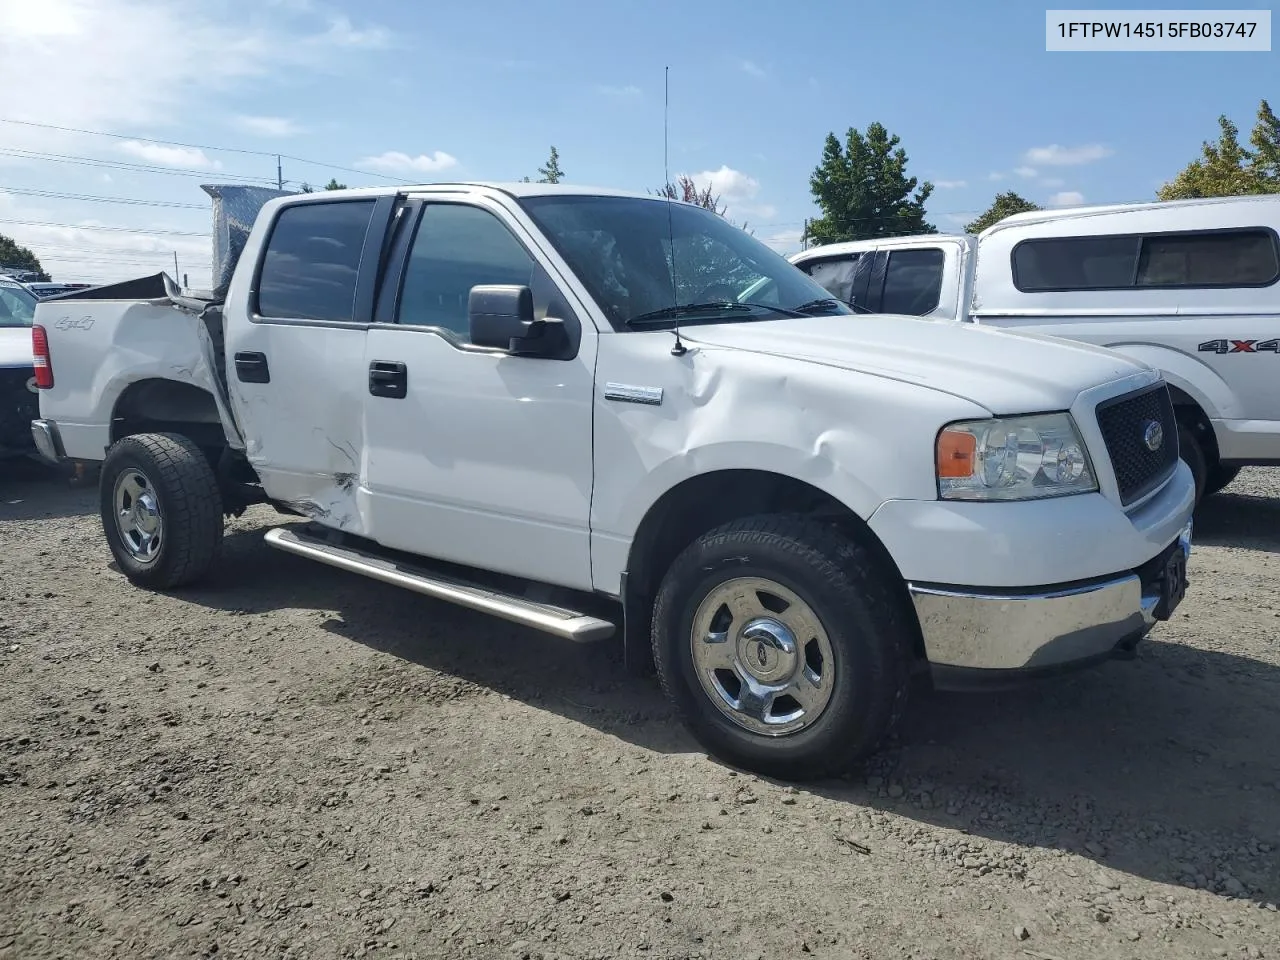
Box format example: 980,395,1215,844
0,283,37,328
518,195,852,329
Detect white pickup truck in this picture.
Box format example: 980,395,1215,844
789,195,1280,504
31,182,1195,779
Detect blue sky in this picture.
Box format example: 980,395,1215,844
0,0,1275,284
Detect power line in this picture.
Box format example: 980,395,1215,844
0,218,209,238
0,116,414,184
0,147,278,183
0,186,209,209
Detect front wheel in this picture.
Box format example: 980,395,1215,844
651,516,912,781
100,433,224,589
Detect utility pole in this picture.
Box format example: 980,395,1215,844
277,155,283,190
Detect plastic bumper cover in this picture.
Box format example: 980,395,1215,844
911,521,1192,684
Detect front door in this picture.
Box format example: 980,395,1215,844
360,199,597,590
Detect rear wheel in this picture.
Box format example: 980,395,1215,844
100,433,223,588
651,515,912,781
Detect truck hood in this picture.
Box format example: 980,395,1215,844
0,327,34,369
679,314,1147,415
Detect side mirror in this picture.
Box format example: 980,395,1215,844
468,285,564,356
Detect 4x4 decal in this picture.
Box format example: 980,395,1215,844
1198,339,1278,354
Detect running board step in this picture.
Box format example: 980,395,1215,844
264,527,616,643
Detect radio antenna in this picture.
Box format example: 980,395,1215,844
664,65,686,357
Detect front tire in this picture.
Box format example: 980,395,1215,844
1178,422,1207,505
651,516,912,781
1203,463,1240,498
100,433,224,589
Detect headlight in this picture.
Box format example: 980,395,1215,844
936,413,1097,501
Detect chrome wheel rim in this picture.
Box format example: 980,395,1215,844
690,577,836,737
113,468,163,565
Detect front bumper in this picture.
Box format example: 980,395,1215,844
911,521,1192,685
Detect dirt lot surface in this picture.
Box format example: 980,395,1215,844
2,463,1278,960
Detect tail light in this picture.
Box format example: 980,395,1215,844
32,324,53,389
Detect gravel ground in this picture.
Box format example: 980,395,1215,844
2,462,1278,960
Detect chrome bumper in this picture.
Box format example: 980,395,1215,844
909,522,1192,672
30,418,65,464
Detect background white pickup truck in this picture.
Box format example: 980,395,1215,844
32,182,1195,780
789,195,1280,504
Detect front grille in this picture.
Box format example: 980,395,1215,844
1095,383,1180,506
0,365,39,453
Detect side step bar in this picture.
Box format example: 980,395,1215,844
264,527,616,643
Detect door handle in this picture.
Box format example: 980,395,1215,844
234,351,270,384
368,360,407,399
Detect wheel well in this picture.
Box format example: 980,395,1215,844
1166,384,1220,467
111,378,226,449
624,470,925,665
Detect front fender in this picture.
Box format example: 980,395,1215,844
1099,342,1235,420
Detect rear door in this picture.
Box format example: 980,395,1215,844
222,196,394,532
359,197,597,589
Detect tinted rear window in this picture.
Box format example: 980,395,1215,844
257,200,376,322
1013,229,1279,292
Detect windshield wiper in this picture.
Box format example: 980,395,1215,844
626,301,752,326
790,297,850,315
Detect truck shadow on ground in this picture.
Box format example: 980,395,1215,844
0,461,95,521
1191,483,1280,555
181,518,1280,905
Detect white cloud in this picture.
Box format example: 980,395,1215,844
941,212,976,228
597,84,641,98
117,140,221,169
0,0,391,153
234,115,303,137
1014,166,1038,178
4,215,214,287
762,229,803,254
1049,190,1086,206
689,165,760,203
1024,143,1113,166
987,171,1004,181
935,179,968,189
317,15,390,49
740,59,766,78
356,150,459,174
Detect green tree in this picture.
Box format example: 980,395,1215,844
298,178,348,193
1157,99,1280,199
1249,99,1280,185
537,146,564,184
805,122,935,245
965,191,1042,234
0,233,48,281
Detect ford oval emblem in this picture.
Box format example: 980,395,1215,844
1142,420,1164,452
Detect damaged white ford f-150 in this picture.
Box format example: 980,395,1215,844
31,182,1195,779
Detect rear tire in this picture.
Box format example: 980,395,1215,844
100,433,223,588
651,515,912,781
